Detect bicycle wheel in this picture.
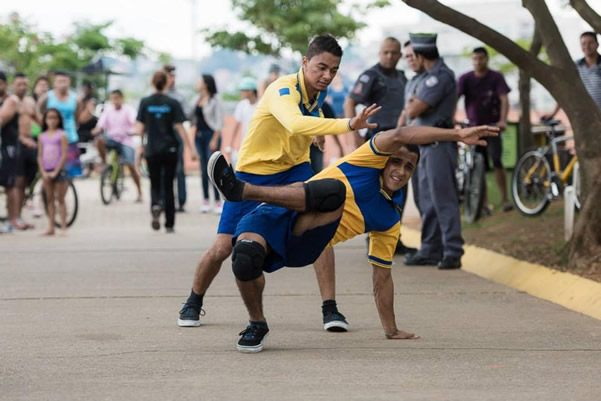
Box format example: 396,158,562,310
42,179,78,228
100,165,114,205
113,165,125,200
464,152,486,223
512,150,551,216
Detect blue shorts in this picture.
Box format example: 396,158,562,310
217,162,314,235
105,138,136,165
234,204,341,273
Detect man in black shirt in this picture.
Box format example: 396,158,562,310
344,37,415,256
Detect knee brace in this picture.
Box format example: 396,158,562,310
304,179,346,212
232,240,266,282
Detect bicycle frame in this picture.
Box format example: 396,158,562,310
108,149,122,183
523,132,577,187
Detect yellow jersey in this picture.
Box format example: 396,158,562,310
236,68,350,175
312,136,403,268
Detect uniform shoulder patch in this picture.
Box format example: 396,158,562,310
279,88,290,96
425,76,439,87
359,74,371,83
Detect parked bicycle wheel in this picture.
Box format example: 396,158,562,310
100,165,115,205
42,179,78,228
464,152,486,223
512,150,551,216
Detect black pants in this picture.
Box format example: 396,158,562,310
147,151,178,228
195,128,220,201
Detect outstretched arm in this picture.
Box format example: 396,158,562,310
373,125,499,154
372,265,419,339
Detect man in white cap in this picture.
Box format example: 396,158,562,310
226,77,259,167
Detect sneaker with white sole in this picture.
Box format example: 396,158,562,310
208,151,245,202
177,303,205,327
200,200,210,213
151,205,161,231
323,311,350,332
213,201,223,215
237,321,269,353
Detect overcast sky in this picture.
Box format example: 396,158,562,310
4,0,593,59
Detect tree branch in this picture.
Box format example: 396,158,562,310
570,0,601,34
522,0,576,71
402,0,555,87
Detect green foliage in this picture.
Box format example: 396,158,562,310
0,13,146,79
204,0,378,55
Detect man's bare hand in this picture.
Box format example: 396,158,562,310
349,103,381,131
458,125,500,146
385,330,420,340
313,136,325,152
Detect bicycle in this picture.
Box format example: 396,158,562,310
512,119,580,216
455,121,486,223
0,171,79,228
100,146,125,205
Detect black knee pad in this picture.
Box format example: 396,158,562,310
232,240,266,282
304,179,346,213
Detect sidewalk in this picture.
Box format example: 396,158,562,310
1,178,600,401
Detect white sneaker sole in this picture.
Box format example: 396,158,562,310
324,321,350,332
177,319,201,327
207,151,226,200
236,332,269,353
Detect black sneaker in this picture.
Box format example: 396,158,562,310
177,303,205,327
404,252,441,266
207,151,245,201
151,205,161,231
323,311,349,332
165,227,175,234
237,321,269,353
395,241,418,256
437,256,462,270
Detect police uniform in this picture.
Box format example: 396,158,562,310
403,72,426,212
410,34,464,262
349,63,407,138
234,135,404,272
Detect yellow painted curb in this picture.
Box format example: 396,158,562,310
401,226,601,321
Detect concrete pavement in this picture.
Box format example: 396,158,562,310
1,177,600,401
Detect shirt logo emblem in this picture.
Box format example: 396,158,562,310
425,76,439,87
279,88,290,96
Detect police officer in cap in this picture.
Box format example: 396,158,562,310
344,36,416,255
404,33,464,270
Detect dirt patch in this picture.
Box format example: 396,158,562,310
404,202,601,283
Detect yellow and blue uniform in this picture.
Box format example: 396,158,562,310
234,135,403,272
218,68,351,235
235,68,350,175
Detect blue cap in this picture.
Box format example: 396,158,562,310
238,77,257,91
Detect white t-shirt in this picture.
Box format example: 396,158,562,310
233,98,257,145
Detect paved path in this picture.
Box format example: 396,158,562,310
1,178,600,401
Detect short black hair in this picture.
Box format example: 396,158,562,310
383,37,401,46
414,47,439,60
14,72,27,79
402,143,421,164
54,70,70,78
163,64,176,74
580,31,598,44
403,40,411,48
472,47,488,57
202,74,218,97
0,71,6,82
110,89,123,97
306,35,343,60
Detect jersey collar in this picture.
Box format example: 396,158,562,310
297,68,324,113
379,175,404,212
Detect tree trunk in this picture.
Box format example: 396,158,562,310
402,0,601,272
518,26,543,152
570,0,601,34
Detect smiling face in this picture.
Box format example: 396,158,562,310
381,146,418,195
302,52,341,94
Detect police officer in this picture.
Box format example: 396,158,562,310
403,33,464,270
397,40,426,214
344,36,416,255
